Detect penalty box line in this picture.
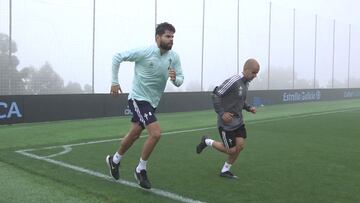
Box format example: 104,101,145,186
15,149,206,203
15,127,213,203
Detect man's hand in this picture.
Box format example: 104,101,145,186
168,68,176,81
248,107,256,114
222,112,234,123
110,84,122,96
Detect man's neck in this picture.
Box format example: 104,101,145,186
159,48,168,55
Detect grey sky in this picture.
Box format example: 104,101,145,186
1,0,359,93
271,0,360,26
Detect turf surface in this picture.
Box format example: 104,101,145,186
1,99,359,202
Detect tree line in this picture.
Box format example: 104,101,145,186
0,33,92,95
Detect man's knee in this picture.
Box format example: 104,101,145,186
226,147,237,155
129,124,143,140
149,129,161,140
147,122,161,140
131,133,141,140
227,145,244,155
237,142,245,153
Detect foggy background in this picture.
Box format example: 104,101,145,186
1,0,359,95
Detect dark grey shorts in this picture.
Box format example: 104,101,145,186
128,99,157,129
218,125,247,148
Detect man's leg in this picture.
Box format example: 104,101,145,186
226,137,245,164
141,121,161,160
198,126,246,157
134,121,161,189
201,137,244,158
196,129,245,179
119,123,144,155
219,137,244,176
106,122,143,180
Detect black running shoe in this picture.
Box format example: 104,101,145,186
134,169,151,189
106,155,120,180
220,171,238,179
196,135,209,154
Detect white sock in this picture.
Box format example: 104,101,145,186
136,158,147,173
205,138,214,147
112,152,122,164
221,162,232,173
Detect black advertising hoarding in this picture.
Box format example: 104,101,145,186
1,88,359,125
248,89,360,106
0,96,24,124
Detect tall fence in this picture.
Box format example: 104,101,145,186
0,0,359,95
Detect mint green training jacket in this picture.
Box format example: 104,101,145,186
112,44,184,108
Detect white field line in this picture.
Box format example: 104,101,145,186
15,150,206,203
45,146,72,158
19,126,217,153
19,107,357,154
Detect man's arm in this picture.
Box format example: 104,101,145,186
111,47,148,95
212,75,239,116
212,75,242,123
111,47,147,85
169,54,184,87
212,87,225,116
243,102,256,114
212,87,234,123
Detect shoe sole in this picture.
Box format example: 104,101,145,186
220,174,238,179
134,171,140,184
134,171,151,190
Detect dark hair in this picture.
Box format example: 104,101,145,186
155,22,176,36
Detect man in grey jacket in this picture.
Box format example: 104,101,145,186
196,58,260,179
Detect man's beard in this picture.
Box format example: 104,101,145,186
160,41,172,50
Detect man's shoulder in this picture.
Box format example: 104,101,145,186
131,45,158,57
168,50,180,61
140,44,157,52
122,45,154,54
227,75,242,83
226,75,243,90
168,49,179,54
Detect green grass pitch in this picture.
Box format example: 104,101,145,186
1,99,360,203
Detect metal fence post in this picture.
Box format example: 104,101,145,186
267,2,272,90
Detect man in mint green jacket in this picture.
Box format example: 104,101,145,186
106,22,184,189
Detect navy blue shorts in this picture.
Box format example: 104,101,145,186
128,99,157,128
218,125,247,148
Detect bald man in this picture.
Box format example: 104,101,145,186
196,58,260,179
